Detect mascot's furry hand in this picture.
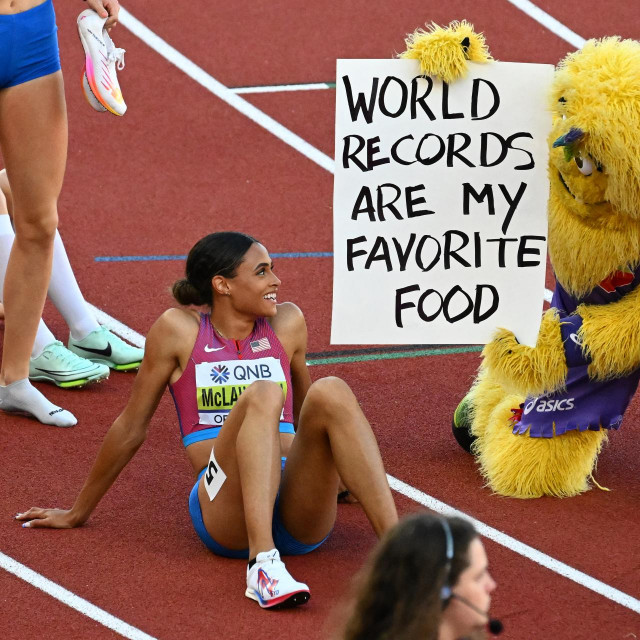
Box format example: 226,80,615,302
482,308,568,397
400,20,492,83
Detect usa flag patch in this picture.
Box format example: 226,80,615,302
250,337,270,353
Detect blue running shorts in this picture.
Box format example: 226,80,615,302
188,464,331,559
0,0,61,90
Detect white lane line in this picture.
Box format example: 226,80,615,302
0,551,157,640
89,303,146,348
505,0,586,48
388,475,640,614
233,82,334,94
117,7,334,174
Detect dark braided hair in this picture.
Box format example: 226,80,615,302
172,232,259,307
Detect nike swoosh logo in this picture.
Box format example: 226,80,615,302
204,345,225,352
74,343,112,357
34,368,95,376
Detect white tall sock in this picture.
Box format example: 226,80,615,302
31,320,57,359
0,215,56,359
47,231,100,342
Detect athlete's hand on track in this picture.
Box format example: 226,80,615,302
85,0,120,30
15,507,80,529
337,480,359,504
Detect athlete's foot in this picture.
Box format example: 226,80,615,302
68,326,144,371
245,549,310,609
0,379,77,427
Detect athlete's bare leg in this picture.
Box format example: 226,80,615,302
0,72,75,426
197,380,285,558
0,71,67,385
278,377,398,543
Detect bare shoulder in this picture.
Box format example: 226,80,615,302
147,307,200,353
270,302,306,334
269,302,307,356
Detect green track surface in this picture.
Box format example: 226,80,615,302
307,345,483,366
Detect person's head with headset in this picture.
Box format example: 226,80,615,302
342,512,499,640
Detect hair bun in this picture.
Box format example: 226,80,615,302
172,278,204,306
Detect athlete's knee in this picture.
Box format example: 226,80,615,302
306,377,357,415
242,380,286,412
12,207,58,244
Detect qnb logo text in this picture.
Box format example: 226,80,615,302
233,363,273,381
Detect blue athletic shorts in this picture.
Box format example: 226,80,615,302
0,0,61,90
188,464,331,559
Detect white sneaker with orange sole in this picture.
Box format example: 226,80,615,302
77,9,127,116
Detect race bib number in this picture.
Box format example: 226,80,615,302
203,446,227,502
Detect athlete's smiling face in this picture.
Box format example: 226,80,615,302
225,243,281,317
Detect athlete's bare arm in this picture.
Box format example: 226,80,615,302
270,302,311,428
16,308,190,528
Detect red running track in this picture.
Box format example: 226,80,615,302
1,1,639,639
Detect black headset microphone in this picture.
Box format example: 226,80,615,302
439,519,503,636
450,594,504,635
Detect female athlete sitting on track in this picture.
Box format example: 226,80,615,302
16,231,399,609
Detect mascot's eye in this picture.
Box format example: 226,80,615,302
574,155,594,176
557,98,567,120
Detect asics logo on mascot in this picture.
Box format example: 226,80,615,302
523,397,575,415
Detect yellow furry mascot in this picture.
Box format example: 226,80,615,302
403,22,640,498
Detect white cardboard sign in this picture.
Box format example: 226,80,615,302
331,60,554,346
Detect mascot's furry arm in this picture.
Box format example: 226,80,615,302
482,309,568,397
483,284,640,395
399,20,492,82
579,287,640,378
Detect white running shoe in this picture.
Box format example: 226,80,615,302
29,342,110,388
245,549,310,609
82,69,107,112
68,326,144,371
77,9,127,116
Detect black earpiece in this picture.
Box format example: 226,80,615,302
439,518,454,605
438,518,503,635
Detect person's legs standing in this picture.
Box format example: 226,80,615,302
0,70,75,426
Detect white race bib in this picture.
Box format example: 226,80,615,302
203,446,227,502
195,357,287,426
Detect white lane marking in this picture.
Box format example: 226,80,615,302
388,475,640,614
89,303,146,347
0,551,157,640
505,0,586,48
233,83,334,94
117,7,334,174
